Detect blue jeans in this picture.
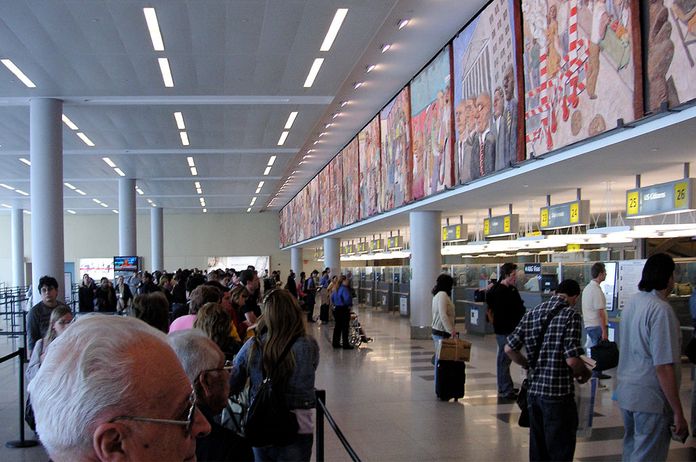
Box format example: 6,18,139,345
496,334,514,395
621,409,671,462
528,394,578,462
585,326,603,376
253,433,313,462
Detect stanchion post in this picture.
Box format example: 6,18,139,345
316,389,326,462
5,347,38,448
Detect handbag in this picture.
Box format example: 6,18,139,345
220,386,250,437
243,337,299,447
590,340,619,371
516,305,564,427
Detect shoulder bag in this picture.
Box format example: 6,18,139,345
244,336,300,447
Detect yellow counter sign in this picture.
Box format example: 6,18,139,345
483,218,490,235
540,208,549,228
503,215,511,233
569,202,579,223
626,191,639,216
675,181,688,209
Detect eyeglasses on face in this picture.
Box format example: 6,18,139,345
199,360,233,377
108,388,197,436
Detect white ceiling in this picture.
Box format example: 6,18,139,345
1,0,693,248
0,0,489,214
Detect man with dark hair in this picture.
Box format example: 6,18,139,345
26,275,69,353
137,272,161,295
617,253,687,460
505,279,591,462
581,262,610,380
486,262,526,399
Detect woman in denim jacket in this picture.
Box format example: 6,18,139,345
230,289,320,461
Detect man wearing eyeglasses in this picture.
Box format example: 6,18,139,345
169,329,253,462
28,315,211,461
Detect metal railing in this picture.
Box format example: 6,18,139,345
0,287,30,356
315,389,362,462
1,348,38,449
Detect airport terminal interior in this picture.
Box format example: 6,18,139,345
1,0,696,461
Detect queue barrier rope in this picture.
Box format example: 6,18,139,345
0,347,38,449
315,389,362,462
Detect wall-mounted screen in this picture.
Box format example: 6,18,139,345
114,256,139,272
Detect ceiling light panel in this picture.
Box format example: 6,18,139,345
15,189,28,196
0,59,36,88
180,131,189,146
76,132,95,146
277,131,289,146
174,112,185,130
158,57,174,87
114,168,125,177
284,111,298,130
62,114,78,130
143,8,165,51
267,156,276,166
19,158,31,166
187,156,195,167
263,166,271,176
320,8,348,51
303,58,324,88
102,157,116,168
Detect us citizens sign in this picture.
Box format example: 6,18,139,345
626,178,695,218
539,200,590,230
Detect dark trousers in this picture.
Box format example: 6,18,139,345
332,306,350,346
305,293,315,322
528,394,578,462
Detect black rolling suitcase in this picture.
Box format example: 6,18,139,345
320,304,330,322
435,359,465,401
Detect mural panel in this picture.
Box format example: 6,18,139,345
379,86,412,210
329,153,344,230
342,137,360,226
453,0,523,183
522,0,642,157
358,116,381,219
410,45,454,200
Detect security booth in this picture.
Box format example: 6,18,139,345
391,266,411,317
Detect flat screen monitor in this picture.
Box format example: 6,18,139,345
114,256,138,272
540,274,558,293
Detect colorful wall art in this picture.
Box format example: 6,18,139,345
358,115,382,219
328,152,343,230
645,0,696,111
318,165,330,234
379,86,412,210
521,0,642,157
410,45,455,200
342,137,360,226
453,0,523,183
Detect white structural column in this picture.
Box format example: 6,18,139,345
151,207,164,272
409,210,442,339
30,98,64,301
11,207,25,287
323,237,340,277
291,247,303,275
119,178,137,256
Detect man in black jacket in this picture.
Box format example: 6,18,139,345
486,263,526,400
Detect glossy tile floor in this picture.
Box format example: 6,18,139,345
2,307,696,461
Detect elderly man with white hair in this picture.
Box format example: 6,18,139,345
169,329,253,462
28,315,211,462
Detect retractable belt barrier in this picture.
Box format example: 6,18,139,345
0,348,38,449
315,389,362,462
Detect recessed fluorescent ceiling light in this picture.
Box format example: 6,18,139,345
0,183,14,190
64,182,76,190
75,189,86,195
267,156,276,166
277,131,289,146
366,64,376,73
100,202,108,208
320,8,348,51
398,18,410,29
112,209,119,214
180,131,189,146
19,158,31,166
143,8,165,51
194,181,201,188
136,188,144,195
114,168,125,177
77,132,95,146
0,59,36,88
15,189,28,196
263,166,271,176
380,43,391,53
190,167,198,176
203,208,207,213
255,188,261,194
67,209,76,215
332,113,340,119
250,197,257,206
319,132,327,137
61,114,79,130
1,203,11,208
187,156,195,167
92,198,101,204
147,199,153,203
340,100,349,107
196,188,202,194
284,111,298,130
158,58,174,87
247,208,251,213
174,112,185,130
258,181,264,188
102,157,116,168
151,203,157,207
303,58,324,88
353,81,364,90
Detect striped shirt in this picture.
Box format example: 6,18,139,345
507,295,584,397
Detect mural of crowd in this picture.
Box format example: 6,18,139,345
279,0,696,247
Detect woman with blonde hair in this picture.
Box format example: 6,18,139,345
26,305,73,384
229,289,319,461
193,302,242,360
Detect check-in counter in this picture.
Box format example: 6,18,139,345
455,287,494,335
358,278,375,307
374,281,393,312
392,282,410,317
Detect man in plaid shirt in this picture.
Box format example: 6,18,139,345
505,279,592,462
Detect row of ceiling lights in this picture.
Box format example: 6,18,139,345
270,16,411,209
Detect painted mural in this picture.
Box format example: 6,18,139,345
342,137,360,226
328,153,343,230
646,0,696,111
522,0,642,157
318,165,330,234
358,115,381,219
410,45,454,200
379,86,412,211
453,0,522,183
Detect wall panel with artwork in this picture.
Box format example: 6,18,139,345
342,137,360,227
329,153,344,230
379,86,412,211
358,115,382,219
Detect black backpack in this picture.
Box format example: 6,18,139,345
244,337,299,447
